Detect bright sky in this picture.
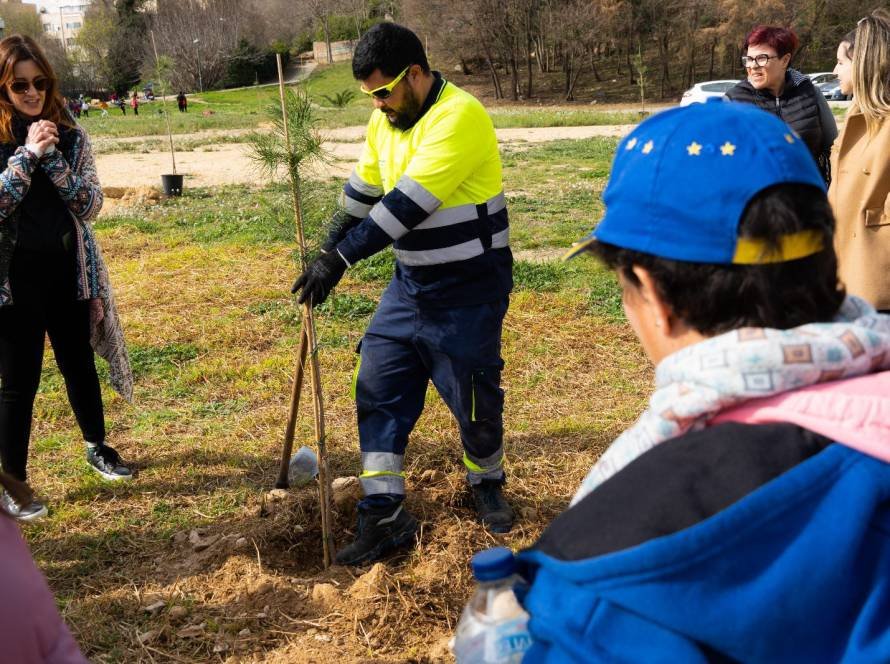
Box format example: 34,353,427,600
22,0,90,11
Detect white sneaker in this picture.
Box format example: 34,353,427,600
1,491,48,521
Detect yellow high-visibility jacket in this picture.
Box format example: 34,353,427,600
335,74,512,305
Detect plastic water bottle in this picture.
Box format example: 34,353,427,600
451,547,533,663
288,445,319,486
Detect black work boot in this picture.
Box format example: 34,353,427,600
471,479,514,534
335,502,418,566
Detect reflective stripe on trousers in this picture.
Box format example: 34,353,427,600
464,449,505,485
355,282,508,496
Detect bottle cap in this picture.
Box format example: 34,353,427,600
471,547,516,582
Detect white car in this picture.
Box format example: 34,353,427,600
807,72,837,86
680,80,740,106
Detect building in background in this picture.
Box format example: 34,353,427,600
312,39,355,64
25,0,89,49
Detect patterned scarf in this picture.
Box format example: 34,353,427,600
572,296,890,505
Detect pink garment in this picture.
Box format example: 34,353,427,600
711,371,890,463
0,514,87,663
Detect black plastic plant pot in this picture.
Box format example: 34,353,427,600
161,174,183,196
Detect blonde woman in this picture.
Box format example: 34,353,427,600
830,9,890,312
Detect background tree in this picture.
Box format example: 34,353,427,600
150,0,250,92
0,4,42,38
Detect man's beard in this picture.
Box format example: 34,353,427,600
384,88,423,131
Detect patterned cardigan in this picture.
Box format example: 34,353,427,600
0,124,133,402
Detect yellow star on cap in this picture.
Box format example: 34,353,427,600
784,133,795,144
720,141,736,156
642,140,654,154
687,141,702,156
625,138,638,150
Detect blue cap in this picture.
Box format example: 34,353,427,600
565,98,827,264
471,547,516,581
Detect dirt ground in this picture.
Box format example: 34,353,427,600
93,124,636,189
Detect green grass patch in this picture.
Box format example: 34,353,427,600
97,182,341,247
513,260,576,291
318,292,378,320
349,250,395,283
129,343,201,378
502,137,617,250
80,100,264,138
84,63,649,142
586,268,624,320
490,108,643,128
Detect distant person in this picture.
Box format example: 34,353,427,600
0,35,134,520
130,90,138,116
176,90,187,112
80,98,88,118
726,25,837,183
829,9,890,313
0,471,88,661
517,100,890,662
98,98,108,117
117,97,126,115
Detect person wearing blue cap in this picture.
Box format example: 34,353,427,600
514,100,890,662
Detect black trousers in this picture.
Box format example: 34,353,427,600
0,250,105,481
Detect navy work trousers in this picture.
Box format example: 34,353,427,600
355,281,508,497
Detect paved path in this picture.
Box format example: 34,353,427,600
94,124,638,189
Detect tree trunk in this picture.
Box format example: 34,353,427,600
707,37,717,80
626,34,635,85
322,14,333,64
526,28,534,98
590,51,601,82
567,54,586,100
534,35,545,72
485,52,502,99
563,50,572,97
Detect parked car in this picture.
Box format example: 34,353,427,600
680,80,739,106
807,72,837,86
819,79,851,101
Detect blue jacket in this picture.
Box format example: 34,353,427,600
518,424,890,663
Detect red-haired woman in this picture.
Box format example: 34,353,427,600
726,25,837,183
0,35,133,521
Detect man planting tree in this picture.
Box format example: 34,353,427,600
291,22,514,566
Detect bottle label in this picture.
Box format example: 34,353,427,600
484,616,532,662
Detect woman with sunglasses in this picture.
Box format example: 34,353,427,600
726,25,837,183
0,35,133,521
830,10,890,314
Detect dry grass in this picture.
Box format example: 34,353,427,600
22,139,651,661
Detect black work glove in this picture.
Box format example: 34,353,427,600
291,250,348,306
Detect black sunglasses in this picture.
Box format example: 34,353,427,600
9,77,49,95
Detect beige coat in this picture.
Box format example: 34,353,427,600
829,106,890,311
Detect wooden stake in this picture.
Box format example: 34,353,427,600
275,326,308,489
275,53,335,568
150,30,177,176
